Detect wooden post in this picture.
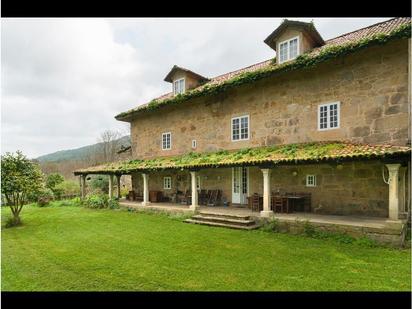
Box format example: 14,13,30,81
116,175,121,199
81,175,87,199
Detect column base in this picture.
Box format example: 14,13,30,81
190,205,200,211
260,210,274,218
141,201,151,206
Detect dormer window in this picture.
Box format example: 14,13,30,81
278,36,299,64
173,78,185,95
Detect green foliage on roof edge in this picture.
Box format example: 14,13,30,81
77,141,410,174
116,23,411,120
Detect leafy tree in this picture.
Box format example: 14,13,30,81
46,173,64,197
89,175,109,194
1,151,44,226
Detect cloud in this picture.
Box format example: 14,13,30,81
1,18,390,158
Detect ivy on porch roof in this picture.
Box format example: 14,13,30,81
73,141,410,175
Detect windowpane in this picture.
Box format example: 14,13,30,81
289,38,298,59
279,42,288,63
240,116,248,139
232,118,240,140
162,133,171,150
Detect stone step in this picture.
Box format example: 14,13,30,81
197,211,252,220
184,219,261,230
191,215,256,226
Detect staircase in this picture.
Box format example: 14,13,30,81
184,211,260,230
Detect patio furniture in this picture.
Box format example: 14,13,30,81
271,195,287,213
250,193,261,212
199,189,208,205
180,190,191,205
284,193,304,213
207,190,221,206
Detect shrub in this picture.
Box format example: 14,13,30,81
88,176,109,194
260,218,279,232
37,188,54,207
54,180,80,199
45,173,64,198
82,194,118,209
4,216,21,228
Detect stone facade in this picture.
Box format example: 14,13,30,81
130,159,406,218
130,39,410,160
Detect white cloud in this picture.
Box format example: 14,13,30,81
1,18,390,158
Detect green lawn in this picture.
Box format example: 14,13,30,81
1,204,411,291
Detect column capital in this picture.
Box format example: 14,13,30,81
385,163,401,172
261,168,271,175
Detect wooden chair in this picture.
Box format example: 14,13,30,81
199,189,207,205
272,195,286,213
180,190,191,205
207,190,218,206
251,193,260,212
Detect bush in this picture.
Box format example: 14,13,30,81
37,188,54,207
260,218,279,232
54,180,80,199
82,194,119,209
4,216,21,228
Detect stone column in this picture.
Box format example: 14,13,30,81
116,175,121,198
260,168,273,217
399,167,407,214
386,164,401,221
141,173,150,206
190,171,199,211
109,175,114,199
81,175,87,199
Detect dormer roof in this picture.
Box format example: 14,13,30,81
164,65,209,83
264,19,325,51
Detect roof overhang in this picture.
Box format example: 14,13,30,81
73,141,411,176
164,65,209,83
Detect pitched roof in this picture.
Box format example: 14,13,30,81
74,141,411,175
264,19,325,50
164,65,209,83
116,17,411,121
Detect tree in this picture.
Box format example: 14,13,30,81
45,173,64,198
1,151,44,226
98,130,123,163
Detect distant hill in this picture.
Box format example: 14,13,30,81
36,135,131,163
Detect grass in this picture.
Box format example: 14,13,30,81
1,203,411,291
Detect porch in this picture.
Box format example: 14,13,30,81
118,199,406,246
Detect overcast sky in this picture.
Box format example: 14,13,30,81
1,18,391,158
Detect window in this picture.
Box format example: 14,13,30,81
232,115,249,141
318,102,340,130
162,132,171,150
306,175,316,187
163,177,172,189
278,36,300,64
196,176,201,190
173,78,185,95
192,139,197,149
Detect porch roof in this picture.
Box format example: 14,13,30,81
73,141,410,176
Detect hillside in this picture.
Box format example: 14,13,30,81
36,135,131,163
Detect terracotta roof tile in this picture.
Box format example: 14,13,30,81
131,17,411,112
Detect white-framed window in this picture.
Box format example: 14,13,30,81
306,175,316,187
173,78,185,95
192,140,197,149
196,176,201,190
231,115,249,141
162,132,171,150
318,102,340,131
278,36,300,64
163,177,172,190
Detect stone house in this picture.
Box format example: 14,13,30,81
75,18,411,243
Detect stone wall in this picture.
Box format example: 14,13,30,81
131,160,398,217
130,39,409,160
